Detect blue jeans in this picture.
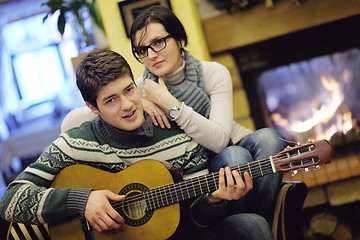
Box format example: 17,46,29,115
208,128,287,224
194,213,274,240
172,213,273,240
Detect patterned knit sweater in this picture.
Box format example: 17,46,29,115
0,116,226,230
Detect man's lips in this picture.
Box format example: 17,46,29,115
123,110,136,119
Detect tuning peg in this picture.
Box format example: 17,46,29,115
307,139,313,143
302,168,309,172
291,170,298,176
313,165,320,170
297,142,301,146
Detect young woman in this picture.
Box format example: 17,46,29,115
130,6,248,154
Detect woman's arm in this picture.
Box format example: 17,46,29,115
138,62,234,153
175,62,233,153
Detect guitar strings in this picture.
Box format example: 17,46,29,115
112,149,311,210
112,161,275,211
111,149,311,211
114,165,294,210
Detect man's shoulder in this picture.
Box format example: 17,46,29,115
62,120,98,140
55,121,109,160
153,121,186,137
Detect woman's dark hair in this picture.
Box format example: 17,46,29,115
130,5,188,62
76,48,134,109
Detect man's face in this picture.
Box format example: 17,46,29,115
87,76,144,131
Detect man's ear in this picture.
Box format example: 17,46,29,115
86,102,100,115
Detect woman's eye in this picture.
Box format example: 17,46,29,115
153,39,163,46
138,48,147,54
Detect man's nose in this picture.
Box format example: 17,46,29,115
120,96,132,110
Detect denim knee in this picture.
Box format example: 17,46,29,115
251,128,286,150
238,128,287,159
209,146,252,172
219,213,273,240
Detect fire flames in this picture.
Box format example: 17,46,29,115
267,53,359,144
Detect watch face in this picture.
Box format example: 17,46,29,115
169,102,181,119
169,109,178,119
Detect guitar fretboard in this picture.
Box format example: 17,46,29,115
138,158,275,211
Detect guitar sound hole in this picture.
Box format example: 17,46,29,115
118,183,154,226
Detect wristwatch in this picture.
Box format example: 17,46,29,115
169,102,182,120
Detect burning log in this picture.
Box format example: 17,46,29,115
306,211,353,240
310,211,337,236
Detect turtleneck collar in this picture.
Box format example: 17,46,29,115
163,60,185,86
95,114,153,149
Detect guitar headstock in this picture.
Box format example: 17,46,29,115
273,139,334,174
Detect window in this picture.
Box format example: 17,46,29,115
2,12,84,122
12,44,65,106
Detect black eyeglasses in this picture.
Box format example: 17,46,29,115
133,35,171,59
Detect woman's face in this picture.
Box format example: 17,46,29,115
134,22,184,77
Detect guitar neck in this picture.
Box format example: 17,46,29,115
124,158,274,212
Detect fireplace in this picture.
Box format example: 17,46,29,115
233,14,360,149
228,14,360,195
229,15,360,239
201,3,360,238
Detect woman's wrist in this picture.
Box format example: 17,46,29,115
164,96,180,111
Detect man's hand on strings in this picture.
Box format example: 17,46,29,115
207,167,253,203
85,190,125,232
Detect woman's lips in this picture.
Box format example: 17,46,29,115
153,60,164,68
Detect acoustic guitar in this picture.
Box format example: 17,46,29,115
48,139,334,240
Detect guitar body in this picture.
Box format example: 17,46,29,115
49,160,180,240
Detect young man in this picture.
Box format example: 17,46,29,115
0,49,273,239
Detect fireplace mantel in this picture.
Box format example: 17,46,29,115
202,0,360,54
